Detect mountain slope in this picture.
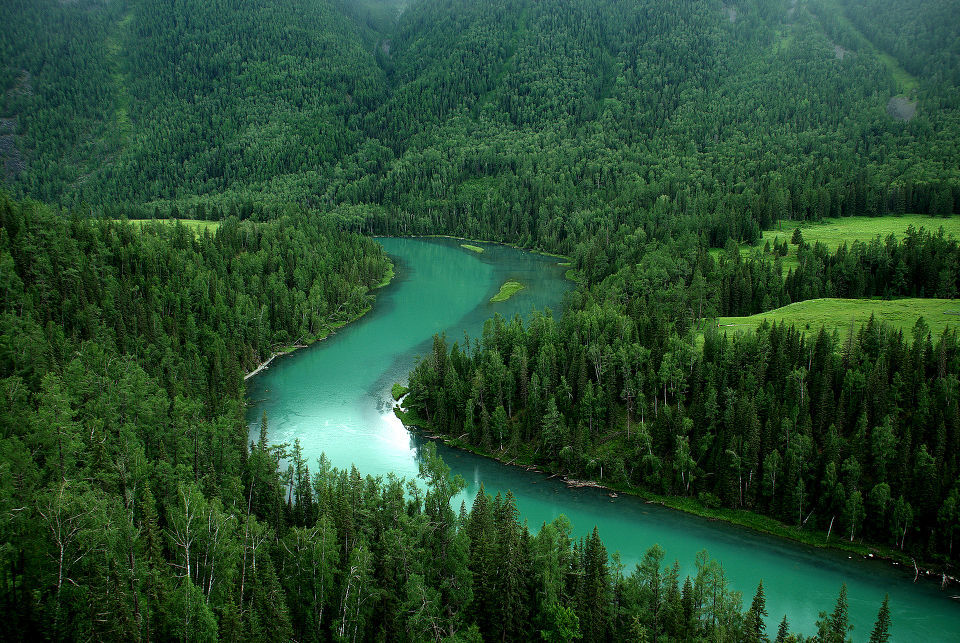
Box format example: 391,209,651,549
0,0,957,237
0,0,392,204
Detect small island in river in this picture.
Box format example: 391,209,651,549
490,280,526,302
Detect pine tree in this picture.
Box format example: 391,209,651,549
577,527,610,642
681,576,694,630
816,584,852,643
744,580,768,642
775,615,790,642
868,595,891,643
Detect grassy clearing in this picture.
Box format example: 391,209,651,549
876,51,919,94
716,297,960,338
490,280,525,302
712,215,960,272
125,218,221,236
763,215,957,250
105,11,134,144
461,243,484,253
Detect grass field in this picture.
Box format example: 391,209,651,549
715,298,960,339
461,243,484,253
125,218,221,236
490,280,525,302
714,215,960,272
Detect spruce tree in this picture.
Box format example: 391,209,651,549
816,584,852,643
868,595,891,643
744,580,768,642
775,615,790,643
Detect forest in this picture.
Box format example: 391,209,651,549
2,0,960,640
0,194,895,641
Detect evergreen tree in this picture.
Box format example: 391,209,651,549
744,580,769,642
868,595,892,643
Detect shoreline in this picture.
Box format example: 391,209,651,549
394,405,958,589
375,233,573,262
243,257,395,381
244,352,282,381
377,233,581,284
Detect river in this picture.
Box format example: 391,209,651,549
246,237,960,640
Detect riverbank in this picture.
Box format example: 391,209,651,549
378,234,579,280
394,404,957,588
243,258,395,380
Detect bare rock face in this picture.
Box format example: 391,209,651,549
0,134,25,181
0,117,18,134
887,96,918,121
722,5,737,23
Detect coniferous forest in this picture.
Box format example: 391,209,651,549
2,0,960,640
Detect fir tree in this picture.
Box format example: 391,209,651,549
868,595,891,643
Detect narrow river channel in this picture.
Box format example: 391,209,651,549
246,237,960,640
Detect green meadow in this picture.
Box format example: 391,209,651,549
715,215,960,272
715,297,959,339
125,218,221,236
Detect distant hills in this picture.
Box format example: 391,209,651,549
1,0,957,238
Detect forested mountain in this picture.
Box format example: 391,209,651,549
1,0,959,639
0,0,394,203
2,0,958,240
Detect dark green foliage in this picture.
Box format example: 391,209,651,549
2,0,958,241
0,194,389,639
815,583,852,643
0,195,875,640
869,594,892,643
745,581,769,642
1,0,949,636
407,269,960,563
776,615,791,643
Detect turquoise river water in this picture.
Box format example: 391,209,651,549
246,237,960,640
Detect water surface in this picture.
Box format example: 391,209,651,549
247,237,960,639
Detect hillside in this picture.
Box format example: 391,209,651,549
2,1,960,639
0,0,396,204
716,297,960,338
1,0,957,243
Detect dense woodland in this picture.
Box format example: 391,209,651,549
2,0,960,639
405,227,960,566
0,194,896,641
1,0,958,238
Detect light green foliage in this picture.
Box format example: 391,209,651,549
126,218,221,236
461,244,485,253
391,382,409,401
490,280,525,302
716,216,960,272
541,602,581,642
716,298,959,338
